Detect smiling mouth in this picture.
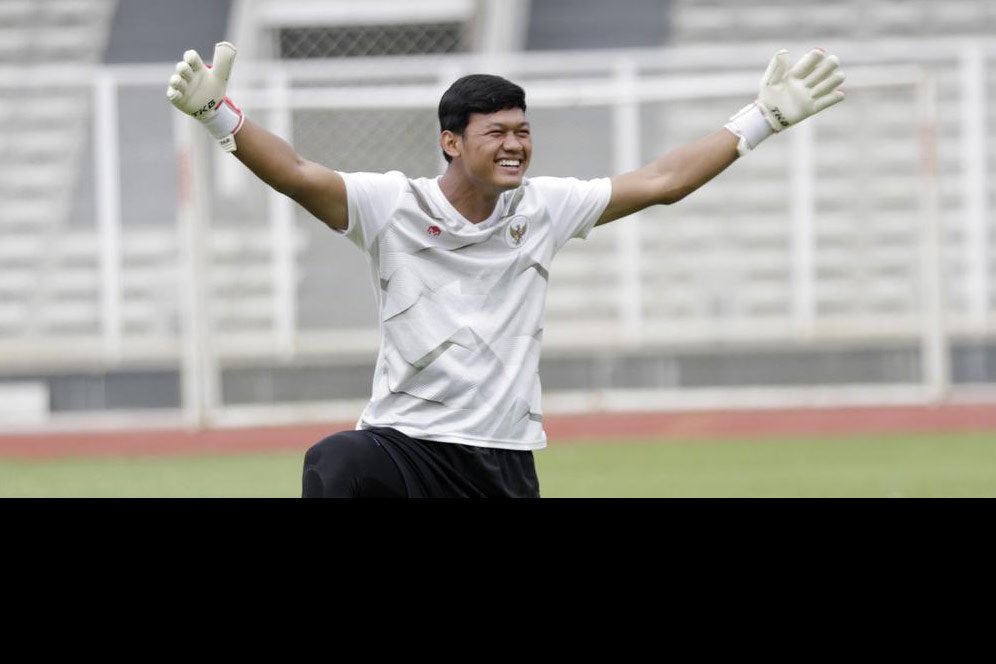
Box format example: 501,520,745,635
497,159,522,169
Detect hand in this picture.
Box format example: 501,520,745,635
167,42,244,152
167,42,236,117
757,48,846,131
724,48,845,155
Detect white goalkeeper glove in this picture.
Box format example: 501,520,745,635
725,48,846,156
166,41,245,153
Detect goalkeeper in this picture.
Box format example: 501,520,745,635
167,43,845,498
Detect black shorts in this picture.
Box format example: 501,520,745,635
302,427,541,498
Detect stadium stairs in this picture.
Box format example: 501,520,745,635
0,0,118,340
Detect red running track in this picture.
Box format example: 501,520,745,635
1,402,995,459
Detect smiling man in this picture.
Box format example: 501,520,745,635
167,43,845,497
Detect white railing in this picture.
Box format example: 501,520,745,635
1,38,993,430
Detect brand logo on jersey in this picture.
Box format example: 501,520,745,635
427,225,442,237
505,216,529,248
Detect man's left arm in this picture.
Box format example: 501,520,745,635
597,48,845,226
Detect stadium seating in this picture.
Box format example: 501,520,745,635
2,0,995,421
0,0,117,350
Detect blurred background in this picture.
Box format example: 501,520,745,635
0,0,993,437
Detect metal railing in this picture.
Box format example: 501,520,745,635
1,38,993,430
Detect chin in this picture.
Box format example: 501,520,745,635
495,172,526,189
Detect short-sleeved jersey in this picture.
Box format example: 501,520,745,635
339,171,611,450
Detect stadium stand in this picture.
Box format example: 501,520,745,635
0,1,116,337
1,0,994,426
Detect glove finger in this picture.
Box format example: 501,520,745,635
166,86,182,102
168,74,187,93
811,70,845,98
788,49,825,80
804,55,840,88
814,89,845,113
175,61,194,81
184,49,205,72
762,49,792,85
211,41,237,82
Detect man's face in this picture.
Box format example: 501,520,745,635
448,107,532,193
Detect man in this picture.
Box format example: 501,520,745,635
167,42,845,497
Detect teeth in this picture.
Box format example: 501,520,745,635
498,160,520,167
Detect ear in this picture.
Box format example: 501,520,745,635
440,130,461,161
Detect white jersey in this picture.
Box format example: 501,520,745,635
339,171,611,450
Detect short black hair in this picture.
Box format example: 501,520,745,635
438,74,527,163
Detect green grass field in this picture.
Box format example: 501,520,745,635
1,431,994,497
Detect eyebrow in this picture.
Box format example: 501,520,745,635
483,122,530,130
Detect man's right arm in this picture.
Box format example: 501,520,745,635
166,42,348,232
231,118,348,232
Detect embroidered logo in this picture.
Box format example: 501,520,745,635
769,106,790,128
192,98,217,118
505,215,529,248
427,225,442,237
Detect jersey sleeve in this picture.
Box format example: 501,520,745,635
336,170,408,252
529,176,612,252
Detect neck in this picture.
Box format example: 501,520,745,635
438,168,502,224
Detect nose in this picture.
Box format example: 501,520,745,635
502,131,524,153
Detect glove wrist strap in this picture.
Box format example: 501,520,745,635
200,97,245,152
724,102,774,156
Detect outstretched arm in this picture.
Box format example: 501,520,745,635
597,48,846,226
229,119,348,231
597,129,739,225
166,42,348,231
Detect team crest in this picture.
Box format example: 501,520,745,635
427,225,442,237
505,216,529,248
